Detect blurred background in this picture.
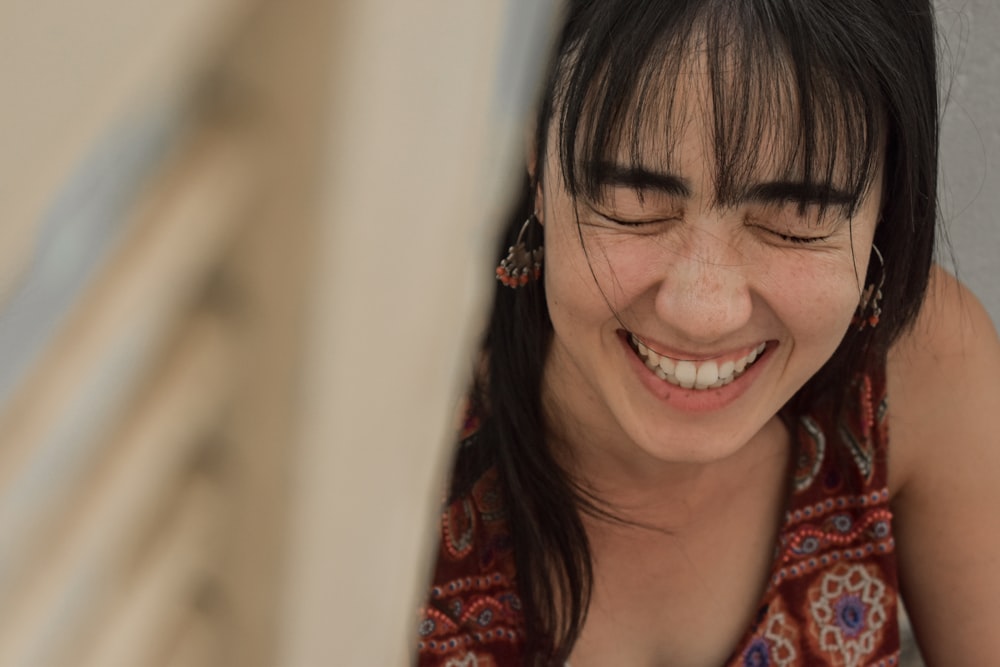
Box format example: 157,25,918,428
0,1,992,665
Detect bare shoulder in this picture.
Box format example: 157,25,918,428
887,265,1000,492
886,265,1000,661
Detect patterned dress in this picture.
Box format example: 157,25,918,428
417,365,900,666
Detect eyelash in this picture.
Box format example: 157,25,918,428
600,214,679,227
605,216,829,245
598,209,833,246
747,214,833,245
768,230,829,244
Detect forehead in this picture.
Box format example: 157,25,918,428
557,23,885,212
614,50,803,180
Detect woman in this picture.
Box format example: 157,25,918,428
417,1,1000,665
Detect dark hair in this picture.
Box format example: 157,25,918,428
456,1,938,663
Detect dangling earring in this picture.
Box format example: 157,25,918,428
853,244,885,330
496,215,543,288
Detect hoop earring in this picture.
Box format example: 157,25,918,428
853,244,885,331
496,215,543,288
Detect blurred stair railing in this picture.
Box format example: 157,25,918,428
0,2,561,666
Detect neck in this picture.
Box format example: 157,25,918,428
546,406,790,532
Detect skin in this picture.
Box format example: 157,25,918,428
532,69,1000,665
888,268,1000,665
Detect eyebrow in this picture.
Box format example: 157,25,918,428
591,162,856,208
591,162,691,197
742,181,856,207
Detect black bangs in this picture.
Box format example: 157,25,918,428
552,0,887,217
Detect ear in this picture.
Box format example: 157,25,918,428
534,180,545,226
525,125,544,225
525,117,539,177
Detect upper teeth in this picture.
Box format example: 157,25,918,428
630,334,766,390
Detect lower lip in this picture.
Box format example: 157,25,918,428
618,333,772,413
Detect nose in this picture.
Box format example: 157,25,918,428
653,231,753,346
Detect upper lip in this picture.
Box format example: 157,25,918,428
624,330,768,362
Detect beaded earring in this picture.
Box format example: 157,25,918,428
495,215,543,288
853,244,885,330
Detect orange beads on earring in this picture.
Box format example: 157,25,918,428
496,215,543,289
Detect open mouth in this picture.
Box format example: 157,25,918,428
626,332,768,390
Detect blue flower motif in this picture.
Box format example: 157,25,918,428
834,594,867,637
743,638,771,667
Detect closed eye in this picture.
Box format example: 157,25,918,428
600,213,682,227
582,190,684,228
765,229,831,244
745,208,839,246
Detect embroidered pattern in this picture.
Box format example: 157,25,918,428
443,500,476,560
839,421,874,483
444,651,496,667
742,599,799,667
807,564,893,667
794,416,827,492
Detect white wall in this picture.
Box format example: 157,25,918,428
937,0,1000,325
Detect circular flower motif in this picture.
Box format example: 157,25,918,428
833,595,867,638
743,638,771,666
808,563,890,666
832,514,853,533
871,521,890,539
795,536,821,555
418,618,436,637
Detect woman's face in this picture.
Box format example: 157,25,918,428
539,76,882,468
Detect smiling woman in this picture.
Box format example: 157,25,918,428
538,64,885,465
416,1,1000,666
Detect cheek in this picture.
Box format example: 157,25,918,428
547,230,663,313
765,255,860,347
543,224,612,325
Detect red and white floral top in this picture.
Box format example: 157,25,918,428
417,365,900,666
